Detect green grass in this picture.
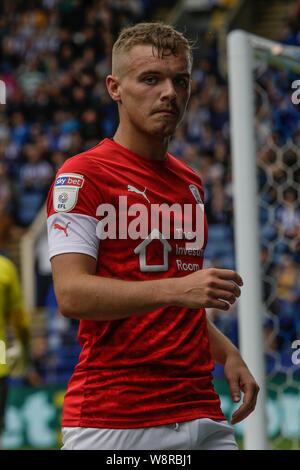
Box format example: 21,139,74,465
236,437,300,450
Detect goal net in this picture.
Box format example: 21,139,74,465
227,30,300,450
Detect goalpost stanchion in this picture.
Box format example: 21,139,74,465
227,29,269,450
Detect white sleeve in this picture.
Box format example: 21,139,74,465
47,212,100,260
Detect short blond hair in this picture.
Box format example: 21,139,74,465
112,22,193,74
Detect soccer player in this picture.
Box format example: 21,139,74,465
47,22,259,450
0,254,31,449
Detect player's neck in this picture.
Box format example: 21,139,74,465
113,126,169,162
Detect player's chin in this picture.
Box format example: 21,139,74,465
150,123,178,138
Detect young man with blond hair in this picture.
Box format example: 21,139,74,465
47,22,259,450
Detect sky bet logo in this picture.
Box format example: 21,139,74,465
55,174,84,188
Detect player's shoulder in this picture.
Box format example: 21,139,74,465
57,139,110,176
167,152,203,186
48,140,112,216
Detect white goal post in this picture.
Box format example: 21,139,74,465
227,29,300,450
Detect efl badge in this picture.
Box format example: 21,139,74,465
53,173,84,212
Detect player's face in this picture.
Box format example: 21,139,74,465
117,45,192,138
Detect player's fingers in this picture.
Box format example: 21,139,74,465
215,269,243,286
209,299,231,311
231,403,250,425
230,382,259,425
208,279,241,298
232,383,259,421
231,400,256,425
211,289,239,305
227,378,241,403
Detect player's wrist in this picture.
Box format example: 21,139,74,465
156,278,179,307
223,346,243,366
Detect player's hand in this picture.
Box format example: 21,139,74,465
224,352,260,424
174,268,243,311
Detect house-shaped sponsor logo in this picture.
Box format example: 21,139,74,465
134,228,172,272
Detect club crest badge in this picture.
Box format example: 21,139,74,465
189,184,203,204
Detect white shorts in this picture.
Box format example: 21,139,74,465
61,418,238,450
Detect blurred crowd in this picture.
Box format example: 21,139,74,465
0,0,299,383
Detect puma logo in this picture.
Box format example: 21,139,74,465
54,222,71,237
128,185,150,203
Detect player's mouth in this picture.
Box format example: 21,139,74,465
154,109,178,116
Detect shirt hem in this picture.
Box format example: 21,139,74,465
62,411,226,429
49,247,97,260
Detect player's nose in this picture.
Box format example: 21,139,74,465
160,78,177,101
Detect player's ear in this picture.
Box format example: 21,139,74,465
106,75,122,103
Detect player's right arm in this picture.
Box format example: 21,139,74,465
51,253,243,321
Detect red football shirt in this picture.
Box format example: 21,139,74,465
47,138,225,428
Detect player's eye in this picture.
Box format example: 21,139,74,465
144,76,158,85
175,77,189,88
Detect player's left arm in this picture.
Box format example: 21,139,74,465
207,318,260,424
